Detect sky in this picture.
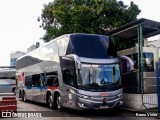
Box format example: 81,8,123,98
0,0,160,66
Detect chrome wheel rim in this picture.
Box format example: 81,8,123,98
49,95,53,108
57,96,61,109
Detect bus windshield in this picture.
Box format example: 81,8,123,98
77,64,121,90
71,34,117,58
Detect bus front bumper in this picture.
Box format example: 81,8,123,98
77,96,124,110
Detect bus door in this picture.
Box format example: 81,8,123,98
60,56,77,108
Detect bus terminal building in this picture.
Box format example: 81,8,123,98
106,18,160,110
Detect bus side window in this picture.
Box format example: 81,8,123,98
46,72,59,86
53,76,59,86
25,76,32,87
32,74,40,87
63,69,75,86
47,77,53,86
63,69,68,84
46,76,59,86
40,75,45,86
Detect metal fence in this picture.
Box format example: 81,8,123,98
141,66,160,109
142,77,158,109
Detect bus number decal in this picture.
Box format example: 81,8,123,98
100,92,108,96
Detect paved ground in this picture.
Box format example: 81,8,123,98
1,99,159,120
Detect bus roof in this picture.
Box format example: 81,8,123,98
16,33,108,61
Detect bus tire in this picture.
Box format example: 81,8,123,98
57,94,63,112
48,93,54,110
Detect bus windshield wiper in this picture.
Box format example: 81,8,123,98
100,79,112,85
87,83,100,87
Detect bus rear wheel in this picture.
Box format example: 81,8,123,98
57,94,63,112
48,94,54,109
48,93,57,110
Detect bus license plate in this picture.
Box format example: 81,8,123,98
100,106,108,109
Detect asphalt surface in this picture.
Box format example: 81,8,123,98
1,98,158,120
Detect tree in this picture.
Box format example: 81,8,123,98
38,0,141,45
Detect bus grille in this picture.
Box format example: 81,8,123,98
90,96,117,102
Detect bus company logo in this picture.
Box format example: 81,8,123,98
99,65,105,70
103,98,107,103
100,92,108,96
2,112,12,117
2,112,43,118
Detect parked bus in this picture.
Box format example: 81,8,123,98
16,33,123,111
0,67,16,94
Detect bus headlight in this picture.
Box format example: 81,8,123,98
83,95,89,99
117,93,123,97
70,89,89,99
77,94,89,99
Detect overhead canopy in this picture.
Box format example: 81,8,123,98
106,18,160,40
105,18,160,93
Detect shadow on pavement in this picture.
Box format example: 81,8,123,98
18,100,136,117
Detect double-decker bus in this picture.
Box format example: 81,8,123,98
16,33,123,111
0,67,16,94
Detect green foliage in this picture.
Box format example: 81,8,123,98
38,0,141,46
